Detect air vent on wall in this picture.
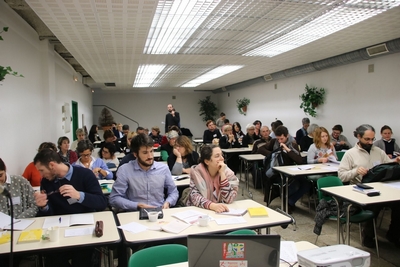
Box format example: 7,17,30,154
263,74,273,81
366,43,389,57
104,82,116,87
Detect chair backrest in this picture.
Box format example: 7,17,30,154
226,229,257,235
336,151,345,161
317,176,343,201
128,244,188,267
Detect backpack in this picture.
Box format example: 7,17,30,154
264,147,283,178
362,162,400,183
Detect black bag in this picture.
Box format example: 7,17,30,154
362,162,400,183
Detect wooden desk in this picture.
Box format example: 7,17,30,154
239,154,265,199
273,163,338,213
0,211,120,255
159,241,318,267
321,181,400,245
117,199,292,245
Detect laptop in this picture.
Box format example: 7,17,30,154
188,234,280,267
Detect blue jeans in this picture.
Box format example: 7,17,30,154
288,176,310,206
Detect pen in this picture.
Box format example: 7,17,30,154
59,217,61,224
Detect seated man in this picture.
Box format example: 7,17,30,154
295,118,310,143
331,124,352,151
109,134,179,211
120,124,130,152
203,120,221,144
252,125,272,156
34,149,107,266
263,126,308,214
338,124,400,248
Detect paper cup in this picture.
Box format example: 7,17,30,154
47,226,59,242
148,212,159,222
198,215,210,227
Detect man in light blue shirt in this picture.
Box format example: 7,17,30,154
109,134,178,211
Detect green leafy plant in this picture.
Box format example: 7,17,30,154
236,97,250,115
0,27,24,81
299,84,326,117
98,107,115,127
198,96,218,122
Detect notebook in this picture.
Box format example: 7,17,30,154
188,234,281,267
139,207,163,220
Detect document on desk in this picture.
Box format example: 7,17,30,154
65,226,95,237
384,181,400,189
288,165,314,171
321,164,339,172
280,241,297,264
118,221,147,233
43,214,94,229
215,217,246,225
3,219,35,231
172,210,207,224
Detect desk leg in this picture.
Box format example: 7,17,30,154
346,203,353,245
332,196,341,244
246,160,253,200
278,173,288,213
241,158,244,196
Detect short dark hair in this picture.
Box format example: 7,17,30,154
223,119,230,124
130,133,154,154
220,112,225,117
199,145,219,166
0,158,6,172
206,120,214,127
38,142,57,152
122,124,130,131
57,136,70,150
353,124,375,138
253,120,262,126
381,125,392,134
76,140,94,153
274,125,288,137
332,124,343,132
136,126,144,132
34,149,62,167
99,142,117,158
271,120,283,132
103,129,115,140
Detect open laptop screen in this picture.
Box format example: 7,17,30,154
188,234,280,267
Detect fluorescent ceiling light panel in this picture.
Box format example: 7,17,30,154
144,0,220,54
181,65,243,87
244,0,400,57
133,64,166,87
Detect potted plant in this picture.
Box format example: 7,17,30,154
236,97,250,115
198,96,218,122
0,27,24,82
98,107,115,130
299,84,326,117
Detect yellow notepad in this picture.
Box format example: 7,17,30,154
17,229,42,243
0,232,11,244
247,207,268,217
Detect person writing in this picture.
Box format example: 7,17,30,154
307,127,337,164
186,145,239,212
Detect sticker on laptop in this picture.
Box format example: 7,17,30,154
222,242,245,259
219,260,248,267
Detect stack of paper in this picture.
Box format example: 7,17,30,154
0,212,35,230
172,210,207,224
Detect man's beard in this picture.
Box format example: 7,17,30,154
137,157,154,167
360,142,372,153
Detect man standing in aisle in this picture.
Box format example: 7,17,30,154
165,104,180,133
338,124,400,248
109,134,178,211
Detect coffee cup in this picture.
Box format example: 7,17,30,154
198,215,210,227
46,226,59,242
148,211,159,222
248,144,253,150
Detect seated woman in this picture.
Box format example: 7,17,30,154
160,130,179,161
57,136,78,164
299,124,319,152
186,145,239,213
253,120,262,138
232,122,245,145
307,127,337,164
219,125,241,173
1,158,38,218
102,129,122,153
22,142,57,187
149,126,163,145
161,125,181,145
374,125,400,158
99,142,120,169
168,136,199,175
88,124,101,143
73,140,113,180
242,124,260,147
70,128,86,152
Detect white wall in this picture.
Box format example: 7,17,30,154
92,92,218,138
216,53,400,146
0,1,93,174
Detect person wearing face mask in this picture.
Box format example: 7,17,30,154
186,145,239,213
374,125,400,159
338,124,400,248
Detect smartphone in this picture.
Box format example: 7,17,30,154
356,183,374,190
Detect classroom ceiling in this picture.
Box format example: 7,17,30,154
6,0,400,92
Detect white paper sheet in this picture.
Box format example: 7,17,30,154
280,241,298,263
4,219,35,231
214,217,247,225
64,226,95,237
172,210,207,224
118,222,148,233
288,165,315,171
384,181,400,189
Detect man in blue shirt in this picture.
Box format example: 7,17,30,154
110,134,178,211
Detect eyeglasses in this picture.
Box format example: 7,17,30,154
362,137,376,142
80,153,91,157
